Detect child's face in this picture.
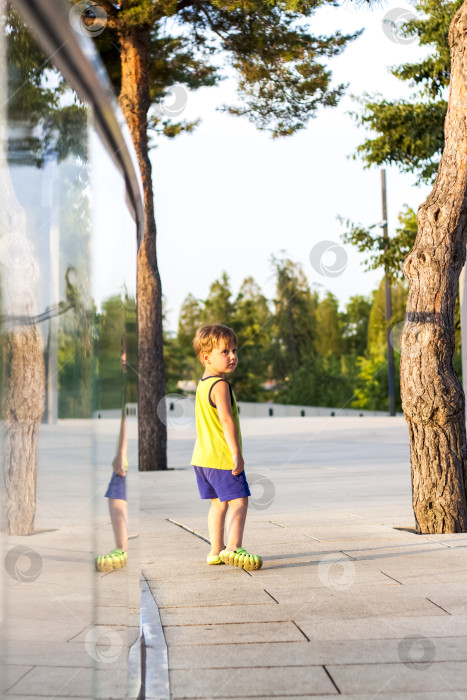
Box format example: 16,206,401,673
203,341,238,376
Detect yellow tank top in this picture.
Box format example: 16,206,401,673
191,376,242,470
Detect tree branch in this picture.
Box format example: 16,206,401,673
194,1,237,52
177,0,197,10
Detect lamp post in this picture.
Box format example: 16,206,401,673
367,170,396,416
381,169,396,416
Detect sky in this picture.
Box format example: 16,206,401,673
94,1,434,331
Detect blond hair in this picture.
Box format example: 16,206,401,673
193,324,237,363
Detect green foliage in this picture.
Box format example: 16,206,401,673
6,8,87,165
175,292,203,382
58,295,95,419
270,255,318,377
351,98,446,184
95,20,217,142
276,353,355,408
351,0,462,184
391,0,461,98
169,275,273,401
94,294,138,411
168,261,460,413
348,278,407,412
351,351,402,412
164,330,189,394
366,278,408,356
341,205,418,282
315,291,342,356
341,294,372,356
57,324,91,418
230,277,272,401
93,0,361,140
219,10,361,136
167,260,401,411
201,272,235,325
58,292,137,417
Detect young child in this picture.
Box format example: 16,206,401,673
191,324,262,571
95,343,128,573
95,419,128,572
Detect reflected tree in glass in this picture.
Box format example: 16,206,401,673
1,8,87,534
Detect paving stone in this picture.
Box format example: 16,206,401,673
1,666,33,695
1,618,94,643
147,582,270,608
169,665,337,698
1,641,94,667
167,635,467,670
263,587,447,618
254,560,400,589
400,583,467,616
7,416,467,699
157,594,274,609
327,660,467,695
392,569,467,585
160,604,289,626
160,585,448,625
2,696,88,700
178,694,466,700
5,666,92,697
297,614,467,641
164,620,306,646
5,665,130,698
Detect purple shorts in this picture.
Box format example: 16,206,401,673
105,473,127,501
193,466,251,502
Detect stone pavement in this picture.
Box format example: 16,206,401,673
140,416,467,699
1,419,142,699
1,415,467,699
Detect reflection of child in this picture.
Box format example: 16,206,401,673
191,324,262,571
95,348,128,573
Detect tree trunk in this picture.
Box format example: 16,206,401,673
118,24,167,470
2,329,45,534
401,1,467,533
0,151,45,534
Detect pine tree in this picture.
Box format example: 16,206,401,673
86,0,361,469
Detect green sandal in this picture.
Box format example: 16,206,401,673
206,553,225,565
95,548,127,573
219,547,262,571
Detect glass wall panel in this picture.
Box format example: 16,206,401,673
0,3,140,697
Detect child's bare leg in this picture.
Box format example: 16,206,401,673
108,498,128,551
225,497,248,550
208,498,228,555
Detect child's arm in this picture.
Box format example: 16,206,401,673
112,347,128,476
211,381,244,475
112,417,127,476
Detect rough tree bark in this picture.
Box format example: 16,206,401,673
2,329,45,535
401,1,467,533
1,156,45,535
118,24,167,471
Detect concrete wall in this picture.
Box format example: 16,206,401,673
93,401,402,419
236,402,402,417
